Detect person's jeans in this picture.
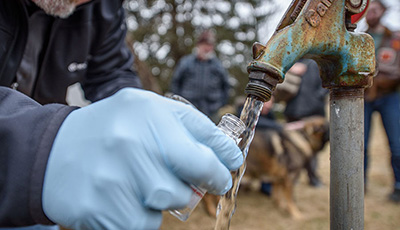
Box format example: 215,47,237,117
364,92,400,190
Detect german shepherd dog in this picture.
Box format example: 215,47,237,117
201,116,329,219
244,115,329,219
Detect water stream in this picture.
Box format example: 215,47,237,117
214,96,264,230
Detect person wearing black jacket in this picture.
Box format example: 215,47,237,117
0,1,243,229
277,59,328,187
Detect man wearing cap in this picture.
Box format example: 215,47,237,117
170,30,231,122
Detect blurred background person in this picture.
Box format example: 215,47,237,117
364,0,400,202
256,96,282,132
254,97,283,196
275,59,329,187
169,30,231,123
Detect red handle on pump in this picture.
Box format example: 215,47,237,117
351,0,370,24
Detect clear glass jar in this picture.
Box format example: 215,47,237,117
169,113,245,221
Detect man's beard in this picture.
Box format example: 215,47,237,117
32,0,77,18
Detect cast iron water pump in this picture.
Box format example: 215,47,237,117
245,0,374,229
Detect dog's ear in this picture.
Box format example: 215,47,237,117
304,122,315,136
312,119,330,143
322,122,330,143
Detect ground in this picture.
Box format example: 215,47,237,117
160,113,400,230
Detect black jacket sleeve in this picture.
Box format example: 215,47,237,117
0,87,76,227
81,4,142,102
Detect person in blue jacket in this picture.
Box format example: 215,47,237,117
0,0,243,229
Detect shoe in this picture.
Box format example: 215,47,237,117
260,182,272,196
388,188,400,203
309,178,323,188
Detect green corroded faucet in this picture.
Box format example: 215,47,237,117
245,0,375,102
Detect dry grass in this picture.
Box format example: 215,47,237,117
161,113,400,229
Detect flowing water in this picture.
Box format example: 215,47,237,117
214,96,264,230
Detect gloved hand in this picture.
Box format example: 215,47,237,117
42,88,243,230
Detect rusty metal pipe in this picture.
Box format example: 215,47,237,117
330,88,364,230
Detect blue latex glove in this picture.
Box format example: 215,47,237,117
42,88,243,230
